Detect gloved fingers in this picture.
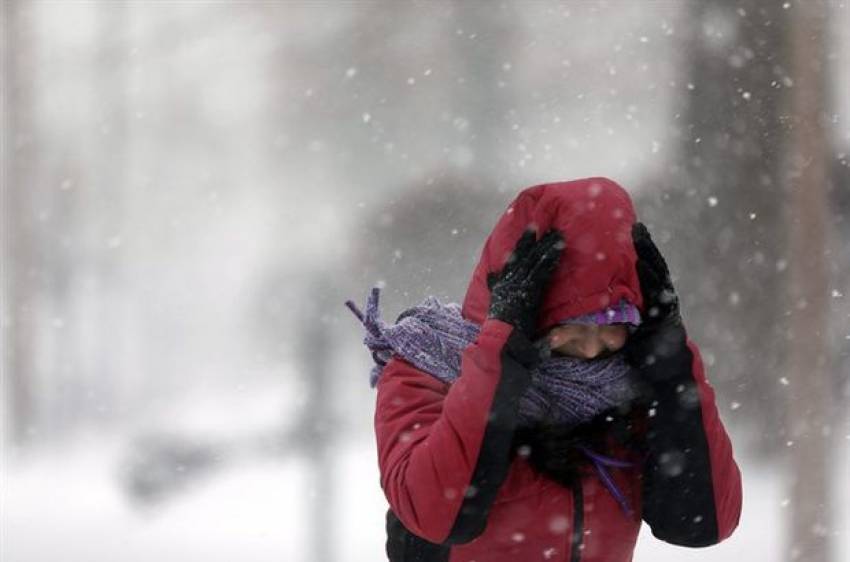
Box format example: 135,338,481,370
506,227,538,268
519,229,563,281
524,256,560,309
637,259,681,321
632,222,671,281
489,227,537,290
635,259,663,303
525,234,563,288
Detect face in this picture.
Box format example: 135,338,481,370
547,323,630,360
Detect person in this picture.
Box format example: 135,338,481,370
345,177,742,562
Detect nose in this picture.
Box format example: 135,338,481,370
581,338,605,359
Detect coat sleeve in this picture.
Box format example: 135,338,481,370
639,334,743,547
373,317,539,545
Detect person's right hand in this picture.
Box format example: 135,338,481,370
486,227,565,341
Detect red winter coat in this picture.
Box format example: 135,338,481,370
374,177,743,562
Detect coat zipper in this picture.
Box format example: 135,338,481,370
569,479,584,562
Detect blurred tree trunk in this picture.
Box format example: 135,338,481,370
79,0,129,426
784,3,833,561
293,273,336,562
34,6,95,445
2,0,38,451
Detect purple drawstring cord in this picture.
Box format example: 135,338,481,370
345,288,382,339
575,444,643,518
345,290,393,372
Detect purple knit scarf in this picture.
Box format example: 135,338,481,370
346,286,645,517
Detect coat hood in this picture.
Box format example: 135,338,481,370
461,177,644,340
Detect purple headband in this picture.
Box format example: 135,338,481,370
556,298,642,331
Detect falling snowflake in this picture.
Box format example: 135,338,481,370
549,515,569,534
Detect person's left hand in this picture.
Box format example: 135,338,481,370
623,222,689,386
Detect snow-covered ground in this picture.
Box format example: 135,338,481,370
3,426,848,562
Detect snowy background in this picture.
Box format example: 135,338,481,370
2,2,849,562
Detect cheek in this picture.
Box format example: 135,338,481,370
603,329,629,350
548,329,572,347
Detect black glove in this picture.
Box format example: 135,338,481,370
486,227,565,341
623,222,689,387
510,406,639,488
510,423,592,488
